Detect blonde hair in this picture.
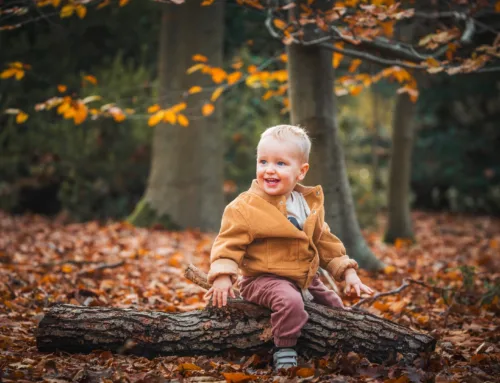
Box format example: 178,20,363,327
259,124,311,161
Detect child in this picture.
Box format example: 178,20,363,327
204,125,373,369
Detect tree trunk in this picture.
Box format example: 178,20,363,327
37,301,435,363
286,43,384,271
371,89,382,193
128,2,225,232
385,93,416,243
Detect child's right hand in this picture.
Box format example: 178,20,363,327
204,275,236,307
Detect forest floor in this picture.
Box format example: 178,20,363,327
0,210,499,382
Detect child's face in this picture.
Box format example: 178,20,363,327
256,136,309,198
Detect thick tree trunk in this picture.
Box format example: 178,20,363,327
385,93,416,243
371,90,382,192
37,301,435,363
286,43,384,271
128,2,225,231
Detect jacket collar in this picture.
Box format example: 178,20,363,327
248,179,323,208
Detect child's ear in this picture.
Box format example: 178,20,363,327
298,163,310,180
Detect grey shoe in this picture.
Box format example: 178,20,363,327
273,348,297,370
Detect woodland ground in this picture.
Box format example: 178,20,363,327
0,210,499,382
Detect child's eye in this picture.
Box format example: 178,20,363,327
259,160,267,164
277,161,286,166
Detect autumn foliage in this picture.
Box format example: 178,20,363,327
1,210,499,381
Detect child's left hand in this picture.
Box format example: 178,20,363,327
344,268,374,297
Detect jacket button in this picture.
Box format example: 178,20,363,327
312,209,316,214
279,201,284,205
316,191,320,196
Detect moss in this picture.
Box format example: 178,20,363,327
127,198,180,230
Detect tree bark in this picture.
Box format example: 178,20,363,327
385,93,416,244
371,89,382,193
37,300,435,364
286,43,384,271
128,2,225,232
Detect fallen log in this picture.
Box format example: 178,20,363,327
36,266,436,363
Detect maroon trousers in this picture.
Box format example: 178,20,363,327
239,274,345,347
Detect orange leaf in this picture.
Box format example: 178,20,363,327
192,54,208,62
383,265,396,275
15,112,29,124
119,0,129,6
188,86,202,94
296,367,315,377
247,65,257,74
202,103,214,116
373,301,390,312
273,19,286,30
380,21,394,37
332,42,344,69
186,63,205,74
349,85,363,96
211,67,227,83
177,363,201,371
262,90,274,100
279,53,288,62
348,59,362,73
415,314,429,325
201,0,214,5
389,300,406,314
61,264,74,273
83,75,97,85
222,372,257,383
496,1,500,12
163,111,176,124
227,72,242,85
211,86,224,102
57,84,67,93
147,104,160,113
170,102,187,113
177,114,189,127
148,111,164,127
76,4,86,18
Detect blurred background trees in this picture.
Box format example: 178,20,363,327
1,1,499,251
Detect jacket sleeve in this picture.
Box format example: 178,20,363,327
316,222,358,281
207,205,252,285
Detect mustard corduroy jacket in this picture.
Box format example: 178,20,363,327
207,180,358,289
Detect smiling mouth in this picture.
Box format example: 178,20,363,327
265,178,280,185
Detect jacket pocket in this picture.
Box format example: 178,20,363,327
267,238,299,270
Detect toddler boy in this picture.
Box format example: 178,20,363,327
205,125,373,369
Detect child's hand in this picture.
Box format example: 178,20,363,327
344,268,374,297
204,275,236,308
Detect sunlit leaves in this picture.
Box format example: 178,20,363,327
148,104,161,113
188,86,203,94
177,114,189,127
60,4,87,19
1,62,30,80
147,102,188,127
192,54,208,63
332,42,344,69
186,63,206,74
210,87,224,102
226,72,242,85
202,103,214,116
273,19,286,30
83,75,98,85
5,108,29,124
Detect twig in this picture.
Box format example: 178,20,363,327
77,261,125,276
320,268,340,295
353,278,453,308
184,263,240,295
